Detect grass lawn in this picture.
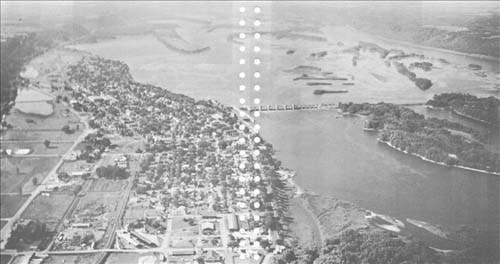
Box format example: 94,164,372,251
88,178,128,192
0,195,29,218
0,156,59,193
6,102,82,130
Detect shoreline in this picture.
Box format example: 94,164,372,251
378,139,500,176
369,31,500,62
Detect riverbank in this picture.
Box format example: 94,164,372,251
378,138,500,176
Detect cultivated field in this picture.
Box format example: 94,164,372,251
0,156,59,193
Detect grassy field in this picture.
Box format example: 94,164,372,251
6,102,82,130
1,129,80,142
0,255,12,264
58,160,94,174
1,141,73,155
21,193,74,231
0,156,59,193
0,195,29,218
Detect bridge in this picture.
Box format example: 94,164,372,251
240,103,338,113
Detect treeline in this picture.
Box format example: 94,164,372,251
0,33,53,118
338,101,500,173
392,62,433,90
427,93,500,126
96,166,129,179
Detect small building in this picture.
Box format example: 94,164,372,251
71,223,92,229
172,250,196,256
227,214,239,231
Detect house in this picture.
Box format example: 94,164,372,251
201,222,215,235
227,214,239,231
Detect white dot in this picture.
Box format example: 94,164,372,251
239,72,246,78
239,59,246,65
239,138,245,144
253,150,260,156
239,98,246,104
239,124,245,130
239,150,246,155
239,7,246,13
254,111,260,117
254,163,261,169
254,72,261,78
254,137,261,143
253,98,260,104
239,46,246,52
239,20,246,26
254,59,261,65
254,46,260,52
254,124,261,131
239,85,246,91
239,33,246,39
254,20,261,27
239,163,246,169
254,33,261,39
254,7,261,13
254,85,261,91
239,111,245,117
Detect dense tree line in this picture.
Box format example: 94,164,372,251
96,165,129,179
427,93,499,126
5,220,53,251
338,101,500,173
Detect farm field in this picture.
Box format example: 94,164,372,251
0,195,29,218
88,178,128,193
0,156,59,193
1,129,80,142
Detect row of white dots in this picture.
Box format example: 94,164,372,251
238,72,261,78
239,6,261,13
239,46,260,52
239,85,260,91
239,32,261,39
239,58,261,65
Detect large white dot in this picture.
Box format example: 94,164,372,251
239,138,245,144
239,46,246,52
253,98,260,104
254,85,261,91
239,33,246,39
253,46,260,52
239,7,246,13
239,72,246,78
254,20,261,27
239,98,246,104
254,72,261,78
239,124,245,130
254,7,261,13
254,124,261,130
254,33,261,39
239,20,246,26
254,59,261,65
239,59,246,65
253,111,260,117
254,137,261,143
239,85,246,91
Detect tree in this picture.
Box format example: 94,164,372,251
43,140,50,148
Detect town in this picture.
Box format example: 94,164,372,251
1,55,294,264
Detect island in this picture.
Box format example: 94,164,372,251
338,101,500,174
427,93,500,127
314,89,348,95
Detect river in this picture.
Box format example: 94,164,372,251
67,15,499,249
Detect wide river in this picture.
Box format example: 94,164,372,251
69,23,499,249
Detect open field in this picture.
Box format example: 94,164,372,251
106,253,161,264
171,217,200,237
6,102,82,130
1,129,80,142
1,141,73,155
0,195,29,218
58,160,94,175
288,197,322,249
21,193,74,230
0,255,12,264
88,178,128,193
0,156,59,193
